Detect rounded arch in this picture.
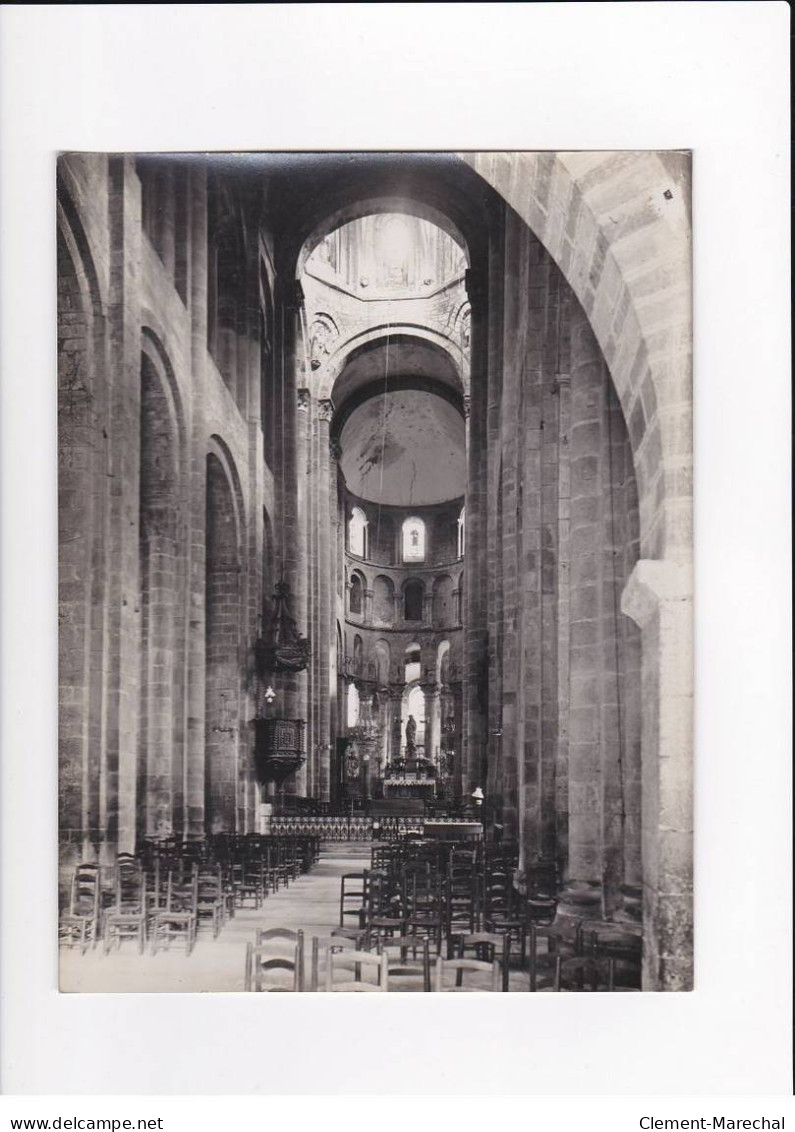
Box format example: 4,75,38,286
348,505,369,558
402,518,426,564
206,434,244,546
56,174,106,319
138,341,184,841
461,150,689,560
372,575,395,625
57,197,106,864
374,639,391,687
321,325,465,403
436,639,451,685
141,326,186,453
352,633,364,677
298,194,471,278
402,577,425,622
348,569,366,617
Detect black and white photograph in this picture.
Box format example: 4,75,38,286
2,0,789,1103
57,149,693,994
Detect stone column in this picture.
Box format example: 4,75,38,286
463,259,492,796
106,157,144,858
364,588,374,626
555,372,572,881
388,685,404,762
316,399,334,803
560,305,608,918
290,386,310,798
277,279,304,721
622,559,693,991
423,683,441,768
185,164,208,841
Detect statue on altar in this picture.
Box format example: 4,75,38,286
405,714,417,757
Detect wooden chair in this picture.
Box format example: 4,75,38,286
553,954,614,992
435,956,502,992
528,920,583,991
253,926,305,988
404,870,445,955
103,859,146,954
150,864,198,955
325,949,388,992
59,864,100,953
583,924,642,990
377,934,431,992
450,931,511,991
446,861,480,935
234,858,266,909
197,865,226,938
339,871,368,927
245,939,304,992
309,935,356,992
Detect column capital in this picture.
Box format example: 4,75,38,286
297,387,311,412
621,558,693,629
317,398,334,423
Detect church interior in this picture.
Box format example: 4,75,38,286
57,150,693,993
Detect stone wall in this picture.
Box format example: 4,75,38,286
57,155,279,891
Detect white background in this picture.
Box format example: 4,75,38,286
0,0,790,1104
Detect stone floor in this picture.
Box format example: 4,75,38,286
60,842,533,993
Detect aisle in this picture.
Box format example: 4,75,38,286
60,843,371,994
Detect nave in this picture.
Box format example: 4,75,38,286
60,835,641,993
57,150,692,992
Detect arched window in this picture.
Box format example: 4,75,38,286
404,644,421,685
374,640,390,686
402,517,425,562
349,573,364,616
457,507,465,557
347,682,360,728
373,575,394,624
349,507,368,557
404,579,424,622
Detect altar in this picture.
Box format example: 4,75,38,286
382,775,437,800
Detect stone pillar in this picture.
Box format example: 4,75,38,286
388,685,404,762
185,165,208,841
364,588,374,625
316,399,334,803
555,372,572,880
106,157,144,858
463,258,492,796
423,683,441,768
277,279,304,721
622,559,693,991
560,304,609,918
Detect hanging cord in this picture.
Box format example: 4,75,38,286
374,319,392,555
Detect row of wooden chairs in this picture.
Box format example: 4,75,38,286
60,834,321,957
244,927,506,992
